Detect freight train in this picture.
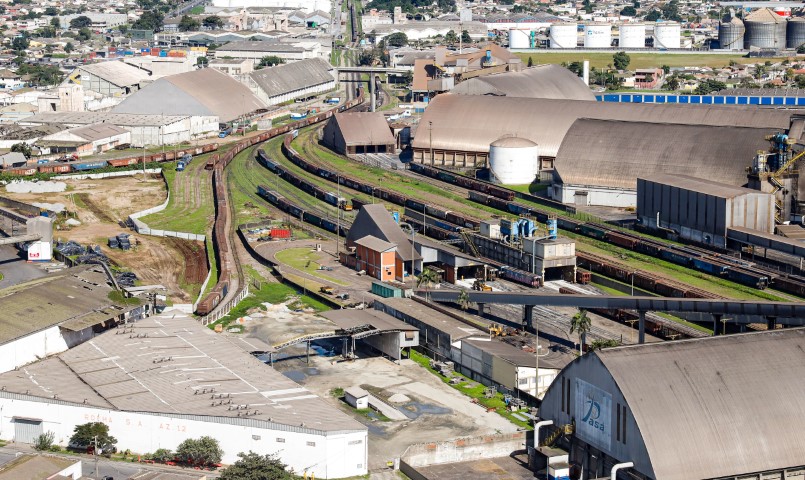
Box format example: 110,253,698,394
255,150,353,210
3,144,219,176
195,87,366,316
256,186,350,236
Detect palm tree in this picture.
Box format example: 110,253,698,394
417,268,439,302
457,288,470,311
569,308,592,356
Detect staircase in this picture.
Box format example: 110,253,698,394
461,230,482,258
540,423,575,447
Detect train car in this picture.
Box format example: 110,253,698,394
660,249,693,267
108,157,141,168
73,160,108,171
726,269,769,289
352,197,368,211
303,211,323,227
402,216,460,241
445,211,480,229
487,185,515,201
499,266,542,288
426,205,448,219
605,231,639,249
37,163,72,174
635,241,663,257
578,224,607,240
692,258,729,276
772,276,805,297
468,191,490,205
406,198,426,212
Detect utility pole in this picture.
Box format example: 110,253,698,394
93,435,99,479
429,120,433,166
336,174,340,259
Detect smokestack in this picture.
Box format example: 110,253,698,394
582,60,590,85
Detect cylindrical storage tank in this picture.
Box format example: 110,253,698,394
584,23,612,48
550,23,578,48
508,28,532,49
653,22,681,49
619,23,645,48
787,17,805,49
744,8,786,49
489,137,539,185
719,17,745,50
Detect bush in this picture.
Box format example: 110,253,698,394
175,436,223,466
34,431,55,451
148,448,174,463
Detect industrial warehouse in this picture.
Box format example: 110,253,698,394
0,309,368,479
534,329,805,480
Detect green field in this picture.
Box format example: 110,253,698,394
140,153,217,235
274,247,349,285
208,282,329,330
517,52,789,70
226,145,276,225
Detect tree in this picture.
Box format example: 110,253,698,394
663,76,680,90
798,44,805,54
34,431,55,451
257,55,284,68
197,56,208,66
148,448,174,463
358,49,377,66
569,308,591,355
613,51,630,70
203,15,224,29
44,6,59,15
64,42,74,53
444,29,458,45
175,436,223,466
75,27,92,41
11,36,29,53
645,9,661,21
693,79,726,95
620,5,636,16
796,74,805,89
589,338,620,351
69,422,117,452
457,288,470,310
132,11,164,32
219,452,295,480
11,143,31,158
178,15,200,32
661,64,670,75
384,31,408,47
69,15,92,29
461,29,471,44
118,24,128,34
417,267,439,289
49,17,60,29
527,56,533,67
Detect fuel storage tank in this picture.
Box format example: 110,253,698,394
787,17,805,49
489,137,539,185
653,22,681,49
550,23,578,48
719,16,745,50
584,23,612,48
619,23,645,48
744,8,786,50
508,28,535,49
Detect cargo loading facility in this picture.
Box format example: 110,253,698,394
0,309,368,479
534,328,805,480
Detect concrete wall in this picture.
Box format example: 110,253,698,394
0,393,368,478
401,432,526,467
0,324,99,375
363,330,418,361
554,184,637,208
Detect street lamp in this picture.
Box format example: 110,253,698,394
630,270,637,296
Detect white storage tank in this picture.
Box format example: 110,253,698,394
619,23,645,48
489,137,539,185
509,28,534,49
584,23,612,48
653,22,681,49
550,23,578,48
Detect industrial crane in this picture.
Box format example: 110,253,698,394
751,133,803,223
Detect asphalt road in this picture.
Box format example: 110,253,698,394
0,244,47,289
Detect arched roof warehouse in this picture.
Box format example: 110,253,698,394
450,65,597,101
411,94,800,159
553,119,773,190
539,328,805,480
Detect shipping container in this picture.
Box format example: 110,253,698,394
270,228,291,239
73,160,108,171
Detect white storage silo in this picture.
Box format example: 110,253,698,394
654,22,681,49
489,137,539,185
509,28,533,49
619,23,645,48
584,23,612,48
550,23,578,48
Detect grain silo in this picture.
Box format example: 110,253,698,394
489,137,539,185
744,8,786,49
653,22,681,49
787,17,805,49
719,16,745,50
619,23,646,48
584,23,612,48
550,23,578,48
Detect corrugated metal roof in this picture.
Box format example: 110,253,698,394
639,173,768,199
596,328,805,480
0,309,366,433
113,68,267,123
354,234,396,252
412,94,800,157
745,7,785,23
555,119,772,190
62,123,129,142
249,58,334,99
215,40,305,53
331,112,396,146
451,65,596,101
79,61,150,87
323,308,418,332
346,204,420,262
